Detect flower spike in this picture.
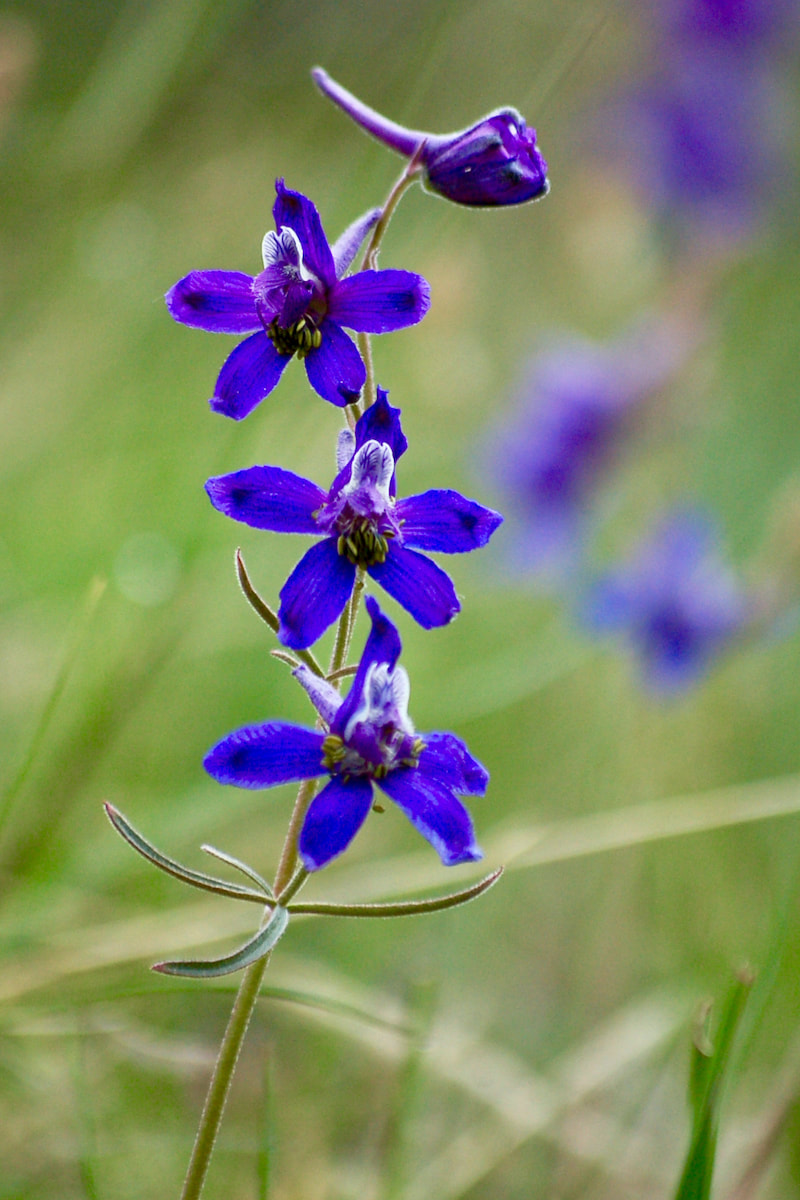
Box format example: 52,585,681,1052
312,67,549,208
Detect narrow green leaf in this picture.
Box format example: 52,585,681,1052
674,967,755,1200
201,843,274,898
153,906,290,978
105,803,269,904
288,866,503,918
235,549,324,677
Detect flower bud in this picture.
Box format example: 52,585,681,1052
312,67,548,208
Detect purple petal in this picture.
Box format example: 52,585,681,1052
334,595,403,736
205,466,326,533
327,270,431,333
210,332,290,420
303,320,366,407
204,722,324,788
331,206,381,277
417,732,489,796
368,546,460,628
312,67,424,157
278,538,355,650
165,270,260,334
293,664,343,726
299,774,374,871
273,179,336,289
327,389,407,499
378,768,482,866
396,490,503,553
355,388,408,461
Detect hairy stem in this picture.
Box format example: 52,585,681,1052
178,771,317,1199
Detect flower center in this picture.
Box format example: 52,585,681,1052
321,732,424,780
266,315,322,360
336,519,393,567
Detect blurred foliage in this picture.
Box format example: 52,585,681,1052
1,1,800,1197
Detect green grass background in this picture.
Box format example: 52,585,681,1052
2,1,800,1197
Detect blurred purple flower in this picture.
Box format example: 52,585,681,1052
204,596,487,871
206,390,502,648
599,0,798,243
583,510,751,690
312,67,549,208
624,50,784,238
166,179,430,417
488,323,685,575
663,0,800,50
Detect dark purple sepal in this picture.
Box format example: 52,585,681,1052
378,769,483,866
273,179,336,289
417,732,489,796
298,774,374,870
210,332,290,420
303,319,366,407
165,270,260,334
278,538,356,649
368,546,460,629
422,111,549,208
333,595,403,736
203,722,324,788
396,489,503,553
327,270,431,333
205,466,326,533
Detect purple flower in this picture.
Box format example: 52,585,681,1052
206,390,503,648
312,67,548,208
489,323,686,575
623,50,783,238
584,510,751,690
166,179,430,417
204,596,486,870
663,0,799,51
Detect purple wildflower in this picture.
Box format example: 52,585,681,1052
206,390,503,648
584,510,751,690
166,179,430,417
663,0,800,51
489,323,686,575
204,596,486,871
312,67,548,208
623,49,782,238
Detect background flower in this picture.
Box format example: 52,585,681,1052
582,509,752,690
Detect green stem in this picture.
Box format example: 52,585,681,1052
328,568,365,680
360,164,422,273
355,162,422,415
179,776,317,1200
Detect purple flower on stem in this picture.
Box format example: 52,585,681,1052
206,390,503,648
204,596,487,871
584,510,751,690
312,67,548,208
166,179,430,417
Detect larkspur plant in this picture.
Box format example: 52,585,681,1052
108,66,549,1200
